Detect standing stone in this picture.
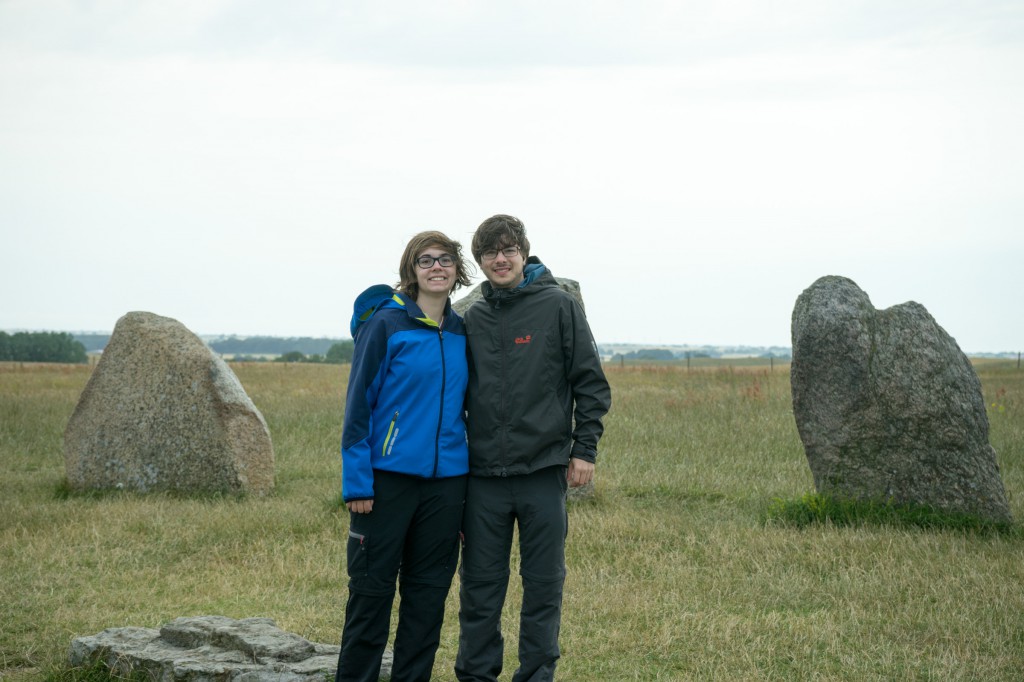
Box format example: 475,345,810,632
790,276,1011,523
64,311,274,495
454,277,596,500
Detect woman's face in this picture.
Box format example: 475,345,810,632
415,245,457,297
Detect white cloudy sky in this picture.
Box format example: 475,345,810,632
2,1,1022,352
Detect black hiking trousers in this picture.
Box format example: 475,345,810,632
336,470,467,682
455,465,569,682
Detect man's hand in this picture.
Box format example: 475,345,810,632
346,499,374,513
567,458,594,488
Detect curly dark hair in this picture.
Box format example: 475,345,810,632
471,214,531,263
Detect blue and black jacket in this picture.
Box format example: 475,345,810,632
341,285,469,502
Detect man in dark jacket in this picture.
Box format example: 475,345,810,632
455,215,612,682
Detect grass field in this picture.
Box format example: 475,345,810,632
1,359,1021,680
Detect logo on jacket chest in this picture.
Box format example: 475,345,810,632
514,334,532,345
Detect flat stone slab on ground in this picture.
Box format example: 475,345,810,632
68,615,395,681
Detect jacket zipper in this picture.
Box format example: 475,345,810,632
497,300,508,473
433,325,445,477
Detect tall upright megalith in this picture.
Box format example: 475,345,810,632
790,276,1011,523
64,311,274,495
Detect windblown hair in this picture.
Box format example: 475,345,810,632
471,214,531,263
396,230,472,300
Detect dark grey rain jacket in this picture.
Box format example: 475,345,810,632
463,257,611,477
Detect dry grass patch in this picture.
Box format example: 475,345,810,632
1,360,1021,680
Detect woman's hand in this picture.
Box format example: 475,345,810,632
346,499,374,513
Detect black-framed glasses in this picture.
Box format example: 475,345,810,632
481,245,520,261
416,254,455,269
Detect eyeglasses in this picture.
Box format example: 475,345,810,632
416,254,455,269
481,246,520,261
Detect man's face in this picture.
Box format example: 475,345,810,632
479,245,525,289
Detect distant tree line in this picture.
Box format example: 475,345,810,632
612,349,680,362
0,332,88,363
72,334,355,362
272,341,354,364
208,336,347,356
73,334,111,352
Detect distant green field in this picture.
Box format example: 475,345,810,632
1,361,1021,680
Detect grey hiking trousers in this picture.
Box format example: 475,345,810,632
455,465,569,682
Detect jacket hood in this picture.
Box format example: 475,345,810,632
350,284,455,337
350,284,399,337
520,260,547,287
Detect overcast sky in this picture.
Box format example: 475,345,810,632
2,1,1022,352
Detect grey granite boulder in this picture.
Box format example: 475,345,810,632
790,276,1011,523
64,311,274,495
68,615,393,681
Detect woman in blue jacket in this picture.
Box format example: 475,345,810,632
336,231,472,682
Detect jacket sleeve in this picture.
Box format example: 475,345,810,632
341,316,390,501
561,297,612,462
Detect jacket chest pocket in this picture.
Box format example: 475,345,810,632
508,328,544,354
506,328,553,381
381,411,400,457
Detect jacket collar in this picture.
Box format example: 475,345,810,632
482,256,552,303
